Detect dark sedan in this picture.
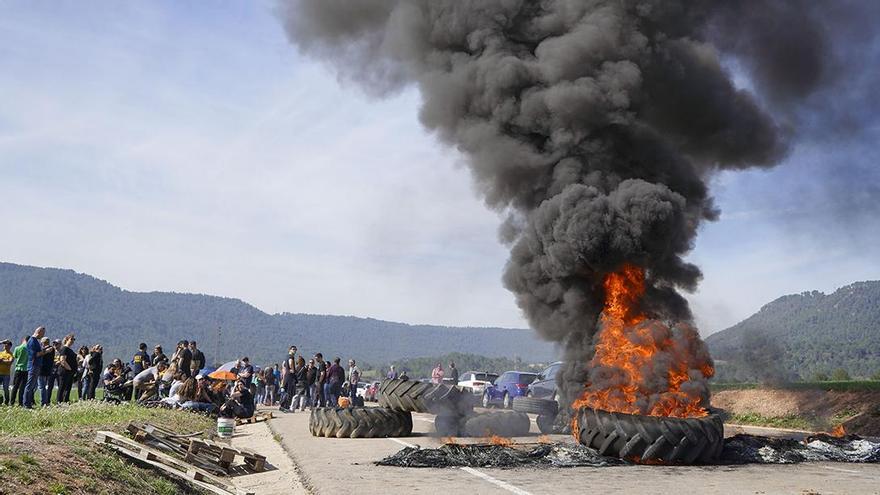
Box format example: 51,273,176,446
527,361,563,404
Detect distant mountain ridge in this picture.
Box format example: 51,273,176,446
706,281,880,381
0,263,556,366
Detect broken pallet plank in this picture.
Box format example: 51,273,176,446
96,431,235,490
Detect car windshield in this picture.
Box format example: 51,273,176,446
519,373,538,384
474,373,498,382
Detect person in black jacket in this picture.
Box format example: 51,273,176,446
151,345,168,366
56,334,78,403
85,345,103,400
38,337,55,407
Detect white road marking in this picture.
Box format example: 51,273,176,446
460,467,534,495
385,432,533,495
387,437,417,449
822,465,864,475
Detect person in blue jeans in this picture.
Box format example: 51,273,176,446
23,326,48,408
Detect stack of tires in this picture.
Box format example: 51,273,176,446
309,407,413,438
511,396,559,434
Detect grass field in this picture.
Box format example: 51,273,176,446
0,400,214,495
711,380,880,392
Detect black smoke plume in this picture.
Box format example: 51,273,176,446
277,1,869,407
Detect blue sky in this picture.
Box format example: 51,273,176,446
1,1,878,334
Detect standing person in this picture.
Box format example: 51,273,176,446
304,359,316,409
348,359,360,400
449,361,459,384
0,340,13,405
24,326,48,408
151,345,168,366
237,357,254,387
313,353,326,407
387,365,398,380
263,367,276,406
326,357,344,408
175,340,193,379
39,337,56,407
290,356,307,411
56,334,77,403
85,345,103,400
431,363,444,385
10,336,28,406
189,341,205,378
75,345,89,400
130,343,150,400
254,368,265,405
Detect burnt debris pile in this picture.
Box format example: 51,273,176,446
377,443,624,469
379,435,880,469
722,434,880,464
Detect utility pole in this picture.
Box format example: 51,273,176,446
215,325,222,367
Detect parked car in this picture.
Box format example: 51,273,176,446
482,371,538,409
458,371,499,397
355,382,369,399
364,381,381,401
527,361,563,404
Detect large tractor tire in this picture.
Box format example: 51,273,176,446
536,414,556,434
434,415,462,437
512,396,559,416
309,407,413,438
462,411,531,438
575,407,724,464
379,379,472,416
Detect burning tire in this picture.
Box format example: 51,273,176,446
512,396,559,416
309,407,413,438
379,379,472,415
536,414,556,434
575,408,723,464
462,411,531,438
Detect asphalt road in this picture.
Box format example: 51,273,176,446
268,407,880,495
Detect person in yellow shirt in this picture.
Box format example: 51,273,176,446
0,340,13,405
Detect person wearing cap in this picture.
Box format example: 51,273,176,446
0,339,13,405
56,334,77,403
130,343,150,401
132,361,169,402
23,326,49,408
38,337,57,407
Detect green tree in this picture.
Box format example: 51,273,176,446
871,370,880,381
830,368,851,381
812,371,830,382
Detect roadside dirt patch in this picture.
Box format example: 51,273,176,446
712,389,880,435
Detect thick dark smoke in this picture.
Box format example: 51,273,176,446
277,1,870,407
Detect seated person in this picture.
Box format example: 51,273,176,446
132,361,168,402
218,380,255,419
102,363,128,398
159,371,186,406
179,375,217,413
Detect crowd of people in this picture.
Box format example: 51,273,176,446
0,327,366,419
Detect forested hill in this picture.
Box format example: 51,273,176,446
706,281,880,381
0,263,556,366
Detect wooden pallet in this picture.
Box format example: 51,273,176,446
235,411,274,425
189,437,267,472
95,431,253,495
126,422,229,476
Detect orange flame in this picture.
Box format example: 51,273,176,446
831,424,846,437
537,435,552,444
571,264,713,425
487,435,514,447
442,436,458,445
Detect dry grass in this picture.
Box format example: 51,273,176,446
0,401,214,495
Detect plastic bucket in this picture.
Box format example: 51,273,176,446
217,417,235,438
